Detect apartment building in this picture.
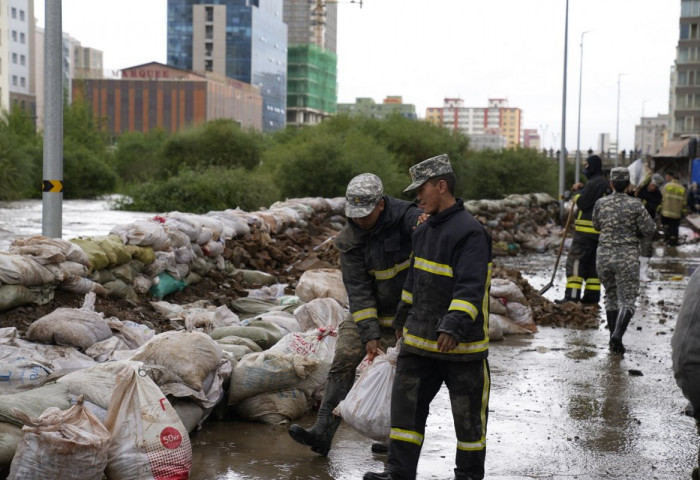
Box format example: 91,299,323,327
670,0,700,138
337,96,417,120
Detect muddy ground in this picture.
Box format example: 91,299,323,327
1,213,698,479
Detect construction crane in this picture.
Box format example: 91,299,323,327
310,0,363,48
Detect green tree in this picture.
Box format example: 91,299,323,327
0,107,41,200
62,140,118,199
109,129,169,185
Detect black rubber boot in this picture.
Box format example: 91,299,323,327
363,472,393,480
554,287,581,304
371,442,389,454
581,289,600,305
605,310,618,339
609,308,634,354
288,380,346,456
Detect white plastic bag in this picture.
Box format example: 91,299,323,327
334,344,400,442
104,362,192,480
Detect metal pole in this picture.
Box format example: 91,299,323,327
615,73,622,168
559,0,569,217
42,0,63,238
575,31,589,185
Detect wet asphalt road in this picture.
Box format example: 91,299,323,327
189,243,700,480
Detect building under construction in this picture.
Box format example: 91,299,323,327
284,0,338,126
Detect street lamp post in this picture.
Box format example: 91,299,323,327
615,73,625,167
575,30,591,185
559,0,569,217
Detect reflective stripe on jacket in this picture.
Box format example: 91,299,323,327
573,173,609,235
334,195,422,344
662,181,686,219
394,198,492,362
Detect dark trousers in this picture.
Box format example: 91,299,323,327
661,216,680,246
563,233,601,303
386,351,490,480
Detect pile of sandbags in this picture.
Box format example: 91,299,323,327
488,278,538,341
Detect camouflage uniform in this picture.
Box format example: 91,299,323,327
592,167,656,354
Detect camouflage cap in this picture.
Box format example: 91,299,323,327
611,167,630,182
650,173,664,186
403,154,454,193
345,173,384,218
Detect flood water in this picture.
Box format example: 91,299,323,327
1,200,698,479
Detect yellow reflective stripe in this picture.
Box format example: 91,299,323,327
584,284,601,291
585,278,600,285
449,299,478,320
372,259,411,281
414,257,453,277
403,330,488,354
378,316,394,327
575,225,600,234
482,263,493,338
401,290,413,304
574,219,594,226
566,276,583,289
457,437,486,451
352,307,377,323
390,428,423,446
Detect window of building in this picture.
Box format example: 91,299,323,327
20,77,25,87
205,59,213,71
682,0,700,17
11,7,16,18
11,53,17,63
205,25,213,39
12,75,17,86
206,6,213,22
20,32,25,44
20,54,24,66
11,30,17,42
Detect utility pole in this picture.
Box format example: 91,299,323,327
42,0,63,238
575,30,590,185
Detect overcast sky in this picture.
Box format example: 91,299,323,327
34,0,680,152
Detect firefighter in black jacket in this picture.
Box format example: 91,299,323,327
555,154,609,305
289,173,422,456
365,155,492,480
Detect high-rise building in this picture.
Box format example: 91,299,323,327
426,98,522,148
4,0,35,116
167,0,287,132
337,96,416,120
670,0,700,138
284,0,337,126
635,114,669,156
523,128,541,150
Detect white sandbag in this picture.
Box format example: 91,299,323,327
490,313,531,335
109,219,170,251
131,331,223,392
104,363,192,480
58,361,136,410
11,235,90,266
233,388,308,425
335,345,399,442
201,239,224,258
106,318,154,349
490,278,527,304
132,274,153,295
245,283,287,302
489,295,508,315
228,351,319,405
0,422,21,467
157,358,232,410
0,254,55,286
0,345,55,393
8,397,110,480
85,336,132,363
213,305,240,328
8,243,65,265
488,315,504,341
235,269,277,286
209,322,284,350
159,214,201,242
294,297,347,331
295,268,348,307
215,335,263,352
171,398,206,434
505,302,538,333
254,311,302,334
11,340,97,372
25,292,112,351
60,275,108,296
44,261,89,282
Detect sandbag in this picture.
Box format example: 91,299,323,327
11,235,90,267
228,351,319,405
70,238,110,272
253,311,302,334
84,336,132,363
490,313,531,335
295,268,348,307
0,383,72,427
131,331,223,392
293,297,347,331
505,302,538,333
59,275,108,296
149,271,186,299
58,361,136,410
8,397,110,480
233,388,308,424
25,292,112,351
210,322,283,350
0,422,21,467
0,254,55,286
44,261,89,282
0,284,35,311
109,219,170,251
104,363,192,480
0,345,55,393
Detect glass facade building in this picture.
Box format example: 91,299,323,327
167,0,287,131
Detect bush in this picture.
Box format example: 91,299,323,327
117,166,280,214
63,141,118,199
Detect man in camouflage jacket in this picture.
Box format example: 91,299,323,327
593,167,656,354
289,173,421,456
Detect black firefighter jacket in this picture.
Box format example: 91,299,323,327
574,172,609,237
333,196,422,345
394,199,492,361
